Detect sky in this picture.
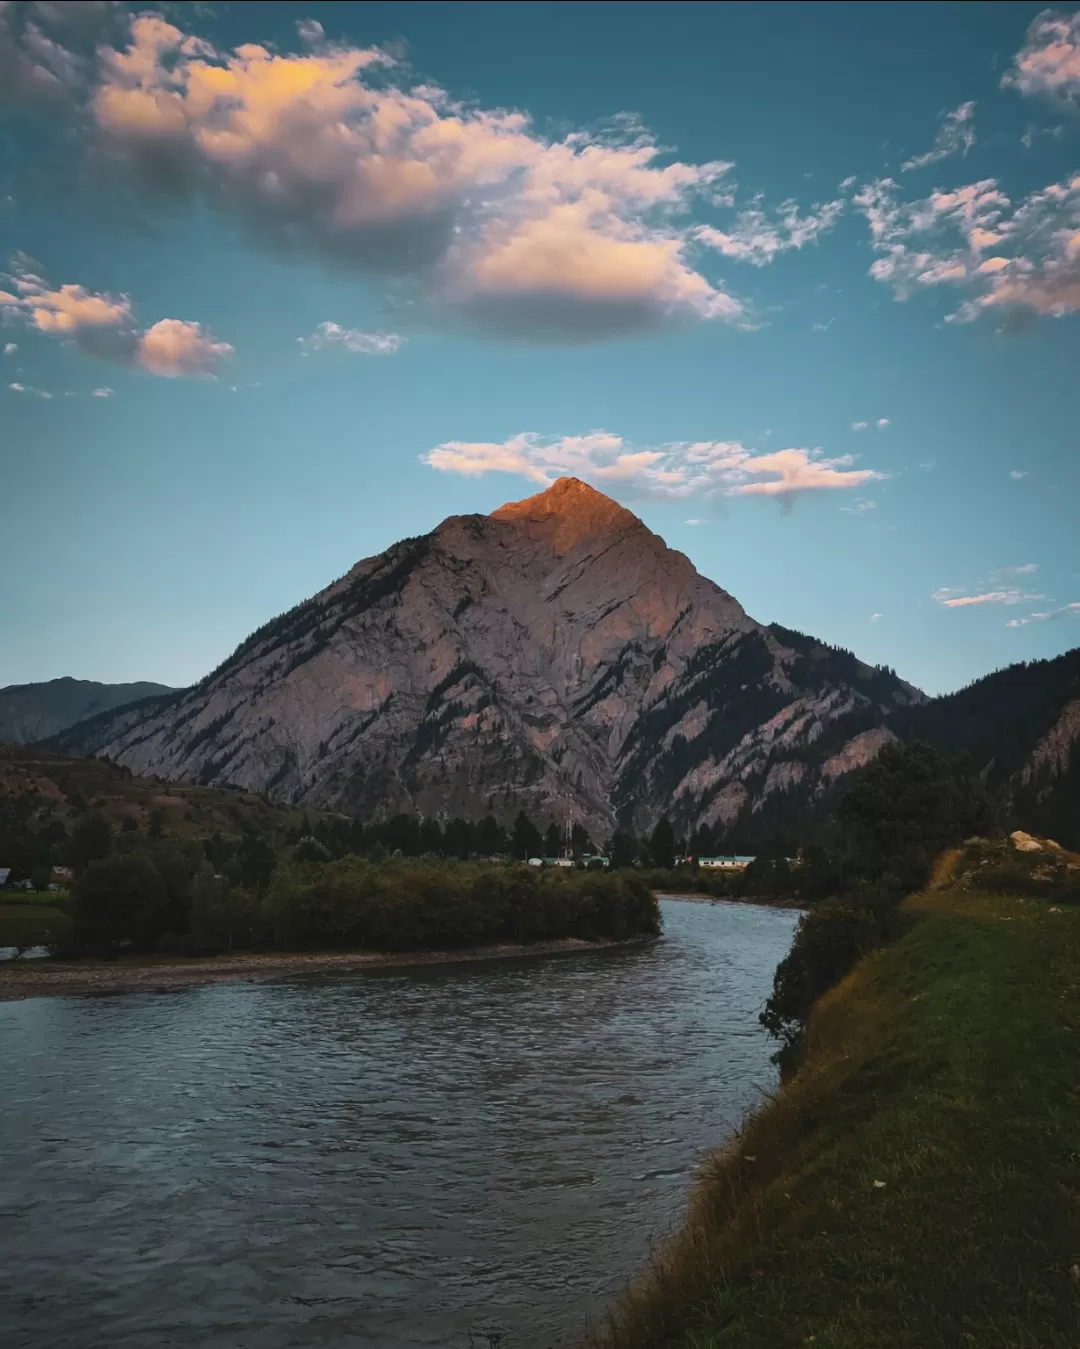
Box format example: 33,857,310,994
1,0,1078,698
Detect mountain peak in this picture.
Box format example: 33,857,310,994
489,477,639,553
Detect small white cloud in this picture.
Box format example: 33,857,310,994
685,518,705,525
812,319,834,331
851,421,868,431
91,386,114,397
870,612,883,621
8,380,51,398
9,381,24,391
298,322,404,355
2,342,15,355
296,18,325,45
840,499,877,514
1010,469,1028,479
876,417,889,428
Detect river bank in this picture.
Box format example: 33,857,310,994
593,882,1080,1349
655,890,805,911
0,933,655,1002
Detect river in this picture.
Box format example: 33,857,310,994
0,898,797,1349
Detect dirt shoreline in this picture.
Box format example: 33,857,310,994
0,934,656,1003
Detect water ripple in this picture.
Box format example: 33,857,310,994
0,899,796,1349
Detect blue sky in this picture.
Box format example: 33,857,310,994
1,0,1077,696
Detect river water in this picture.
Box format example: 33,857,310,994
0,898,797,1349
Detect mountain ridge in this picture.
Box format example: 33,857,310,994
42,480,1078,843
0,677,176,747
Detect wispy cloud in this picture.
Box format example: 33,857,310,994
876,417,889,428
423,430,886,503
8,380,52,398
870,612,883,622
851,420,868,431
1007,602,1080,627
695,197,844,267
2,341,16,355
934,564,1043,609
91,386,114,397
901,102,976,172
1004,10,1080,102
298,323,403,355
1,256,233,377
1010,469,1028,479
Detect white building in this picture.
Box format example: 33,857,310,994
697,855,756,870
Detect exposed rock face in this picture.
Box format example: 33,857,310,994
53,478,924,835
1021,700,1080,785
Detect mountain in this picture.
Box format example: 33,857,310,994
0,677,175,746
892,649,1080,849
48,478,926,837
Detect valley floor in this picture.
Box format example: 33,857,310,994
0,933,652,1002
594,882,1080,1349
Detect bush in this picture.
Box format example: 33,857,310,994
760,901,881,1071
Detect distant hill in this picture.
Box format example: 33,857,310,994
0,741,337,851
0,678,175,746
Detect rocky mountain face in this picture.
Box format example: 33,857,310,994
0,677,174,746
51,478,929,838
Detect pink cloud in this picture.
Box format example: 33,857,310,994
135,319,233,378
1,257,232,376
1004,10,1080,101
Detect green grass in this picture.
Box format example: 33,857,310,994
0,901,71,949
593,884,1080,1348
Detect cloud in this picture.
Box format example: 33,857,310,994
934,566,1042,609
685,518,705,525
91,385,113,396
1,257,232,375
41,15,751,343
840,499,877,513
854,171,1080,320
934,589,1032,608
135,318,234,377
1007,601,1080,627
694,196,844,267
851,420,868,431
8,379,52,398
901,102,976,172
870,612,883,621
298,322,403,354
1010,469,1028,479
422,430,885,503
2,341,14,354
1004,9,1080,101
876,417,889,428
296,18,325,46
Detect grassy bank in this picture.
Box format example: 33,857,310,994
593,881,1080,1348
0,900,71,949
